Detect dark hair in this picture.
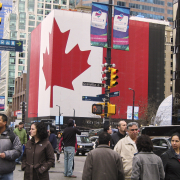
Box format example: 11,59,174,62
31,122,48,140
104,125,110,132
171,132,180,140
136,135,153,152
0,113,8,122
99,132,111,145
67,119,74,127
19,122,24,125
50,127,55,133
57,132,61,135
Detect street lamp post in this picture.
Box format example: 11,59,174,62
56,105,61,131
128,88,135,121
73,109,75,117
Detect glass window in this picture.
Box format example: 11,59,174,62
8,98,12,104
18,65,24,71
45,0,51,2
19,59,25,64
10,14,16,30
28,27,34,32
8,91,14,97
23,46,26,51
167,9,173,15
45,4,51,9
54,0,59,3
117,1,126,6
19,12,26,30
9,65,15,70
45,10,51,15
8,78,15,84
29,20,35,26
37,21,41,26
20,33,26,39
10,31,17,40
9,71,15,78
37,15,43,21
10,51,16,57
61,0,67,5
38,2,44,8
9,58,15,64
18,72,21,76
8,86,14,91
19,52,25,58
167,2,173,7
28,0,35,12
29,14,35,20
53,5,59,9
19,1,25,12
38,0,44,1
37,9,43,14
167,17,173,22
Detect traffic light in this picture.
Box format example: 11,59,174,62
109,68,118,88
108,103,116,115
0,3,2,24
92,103,103,115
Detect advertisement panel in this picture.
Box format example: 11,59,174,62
90,2,108,47
0,96,5,111
127,106,139,120
113,6,130,50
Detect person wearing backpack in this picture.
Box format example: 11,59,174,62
0,113,22,180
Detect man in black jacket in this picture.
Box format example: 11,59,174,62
62,119,81,178
111,120,127,149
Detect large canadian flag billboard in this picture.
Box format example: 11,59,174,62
28,10,104,118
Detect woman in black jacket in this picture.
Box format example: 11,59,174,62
161,132,180,180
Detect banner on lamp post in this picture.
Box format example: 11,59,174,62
127,106,139,120
90,2,108,48
113,6,130,50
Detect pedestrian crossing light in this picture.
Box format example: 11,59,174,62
109,68,118,88
92,104,103,115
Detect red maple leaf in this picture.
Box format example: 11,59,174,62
42,18,91,107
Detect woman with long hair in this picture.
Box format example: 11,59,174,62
131,135,165,180
22,122,55,180
161,132,180,180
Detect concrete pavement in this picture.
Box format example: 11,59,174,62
14,153,86,180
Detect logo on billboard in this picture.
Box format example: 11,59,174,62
117,14,124,21
95,10,102,18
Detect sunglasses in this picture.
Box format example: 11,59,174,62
130,129,138,131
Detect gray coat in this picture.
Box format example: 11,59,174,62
0,127,22,174
82,144,125,180
131,152,165,180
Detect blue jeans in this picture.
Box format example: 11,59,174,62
0,172,13,180
64,146,75,177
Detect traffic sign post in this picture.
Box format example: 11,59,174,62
0,39,23,52
82,82,105,87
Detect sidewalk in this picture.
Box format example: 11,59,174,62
14,153,86,180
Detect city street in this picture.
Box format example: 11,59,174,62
14,153,86,180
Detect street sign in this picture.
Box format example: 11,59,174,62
97,91,120,98
82,82,105,87
0,39,23,52
82,96,103,102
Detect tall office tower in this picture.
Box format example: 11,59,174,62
0,0,73,110
172,0,180,124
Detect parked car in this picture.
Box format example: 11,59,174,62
151,137,171,156
89,128,103,137
76,135,94,155
89,136,99,149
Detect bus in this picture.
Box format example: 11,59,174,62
139,125,180,138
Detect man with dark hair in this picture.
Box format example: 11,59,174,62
82,132,125,180
14,121,27,164
0,113,21,179
62,119,81,178
104,125,112,134
111,120,127,149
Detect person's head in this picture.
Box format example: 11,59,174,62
136,135,153,152
118,121,127,134
127,122,139,140
57,132,61,138
104,125,112,134
50,127,55,134
19,122,24,130
67,119,74,127
0,113,8,129
171,132,180,151
99,132,112,146
15,125,19,129
30,122,48,140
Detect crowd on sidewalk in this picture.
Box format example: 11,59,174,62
0,114,180,180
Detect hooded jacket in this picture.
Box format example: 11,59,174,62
0,127,22,174
22,138,55,180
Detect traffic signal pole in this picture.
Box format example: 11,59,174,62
104,0,112,127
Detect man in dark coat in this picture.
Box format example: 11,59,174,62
111,120,127,149
62,119,81,178
82,132,125,180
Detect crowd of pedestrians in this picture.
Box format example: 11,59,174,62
1,114,180,180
